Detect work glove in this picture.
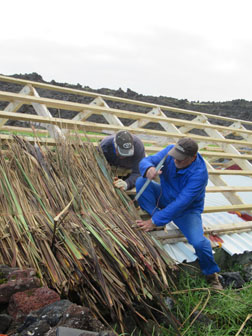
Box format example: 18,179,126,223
113,178,128,191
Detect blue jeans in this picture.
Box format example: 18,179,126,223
136,177,220,275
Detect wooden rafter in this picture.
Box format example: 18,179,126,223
1,74,252,220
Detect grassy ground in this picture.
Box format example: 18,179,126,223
120,267,252,336
165,271,252,335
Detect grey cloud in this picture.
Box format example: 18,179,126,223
1,32,252,102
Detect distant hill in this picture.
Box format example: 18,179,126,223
1,72,252,130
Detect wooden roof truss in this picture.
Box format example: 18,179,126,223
0,74,252,221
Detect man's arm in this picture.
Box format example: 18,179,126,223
139,146,172,177
99,135,116,165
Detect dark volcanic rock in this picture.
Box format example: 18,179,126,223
15,300,107,336
0,265,19,278
221,272,246,289
8,286,60,321
0,268,40,304
16,300,72,335
0,313,13,333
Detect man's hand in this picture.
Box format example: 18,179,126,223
113,178,127,190
135,219,156,232
146,166,162,180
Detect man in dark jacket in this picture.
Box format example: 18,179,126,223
135,137,222,289
100,130,145,190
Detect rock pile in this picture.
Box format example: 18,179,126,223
0,265,115,336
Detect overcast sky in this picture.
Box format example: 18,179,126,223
1,0,252,102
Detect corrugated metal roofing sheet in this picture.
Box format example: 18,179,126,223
163,242,197,264
158,174,252,263
221,232,252,256
163,209,252,263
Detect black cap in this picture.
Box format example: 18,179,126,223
115,131,134,157
168,137,198,160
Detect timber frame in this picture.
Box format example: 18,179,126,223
1,74,252,227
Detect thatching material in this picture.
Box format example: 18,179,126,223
0,135,177,333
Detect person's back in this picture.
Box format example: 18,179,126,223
100,131,145,190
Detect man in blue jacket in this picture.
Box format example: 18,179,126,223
135,137,223,289
100,130,145,190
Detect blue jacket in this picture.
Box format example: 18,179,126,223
139,145,208,226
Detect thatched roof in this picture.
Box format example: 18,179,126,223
0,135,178,333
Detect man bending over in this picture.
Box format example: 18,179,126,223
135,137,223,290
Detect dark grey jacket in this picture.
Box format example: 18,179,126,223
100,134,145,190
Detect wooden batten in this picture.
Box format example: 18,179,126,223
1,74,252,128
1,111,252,150
1,90,252,139
127,186,252,195
150,221,252,243
137,204,252,216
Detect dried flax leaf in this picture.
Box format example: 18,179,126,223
78,216,129,279
91,211,137,265
14,158,54,222
0,135,179,333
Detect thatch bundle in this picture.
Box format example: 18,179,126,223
0,135,177,332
